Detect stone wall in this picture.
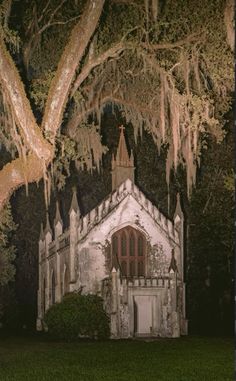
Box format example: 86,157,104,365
102,271,184,338
37,178,186,336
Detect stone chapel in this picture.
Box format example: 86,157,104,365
37,126,188,338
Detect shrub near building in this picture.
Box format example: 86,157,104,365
44,293,110,340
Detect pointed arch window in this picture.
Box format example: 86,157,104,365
111,226,146,277
138,261,144,276
42,278,46,314
138,236,143,256
121,233,127,256
129,232,135,256
51,271,56,305
130,261,135,277
112,236,118,256
63,266,70,296
121,261,127,277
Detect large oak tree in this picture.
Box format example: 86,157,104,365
0,0,234,210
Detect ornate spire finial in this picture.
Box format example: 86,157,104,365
130,149,134,165
69,187,80,214
168,249,178,273
39,223,44,241
116,125,130,164
174,192,183,220
45,211,52,234
55,200,62,226
111,125,135,190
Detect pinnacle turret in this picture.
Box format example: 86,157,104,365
174,193,183,221
111,126,135,190
45,211,52,235
39,223,44,241
54,200,62,225
115,125,130,165
69,187,80,214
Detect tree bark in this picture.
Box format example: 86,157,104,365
0,38,52,161
0,0,105,210
42,0,105,140
0,153,46,209
70,42,126,98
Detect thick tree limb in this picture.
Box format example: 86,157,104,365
66,92,159,139
141,33,202,50
0,153,47,210
224,0,234,52
70,42,126,98
0,38,52,161
42,0,105,140
0,0,105,210
23,1,80,73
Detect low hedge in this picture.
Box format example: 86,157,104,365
44,293,110,340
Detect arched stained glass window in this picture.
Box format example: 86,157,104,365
129,233,135,256
111,226,146,278
130,261,135,277
138,261,144,276
138,235,143,256
64,266,70,295
112,235,118,255
121,261,127,277
121,233,127,256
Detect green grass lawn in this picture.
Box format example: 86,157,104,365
0,335,233,381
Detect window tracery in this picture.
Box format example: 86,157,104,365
111,226,146,277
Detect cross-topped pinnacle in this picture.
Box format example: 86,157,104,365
111,124,135,190
116,125,129,164
119,125,125,132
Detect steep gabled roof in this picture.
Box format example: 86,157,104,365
115,125,131,165
77,178,179,244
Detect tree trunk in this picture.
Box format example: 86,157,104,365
42,0,105,140
0,0,105,210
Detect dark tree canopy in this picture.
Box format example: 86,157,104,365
0,1,234,332
0,0,234,210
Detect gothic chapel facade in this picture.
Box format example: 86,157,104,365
37,126,188,338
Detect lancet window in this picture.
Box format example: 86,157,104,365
111,226,146,277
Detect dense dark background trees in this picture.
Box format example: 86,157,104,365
186,116,234,335
0,0,234,335
4,106,233,335
0,0,233,208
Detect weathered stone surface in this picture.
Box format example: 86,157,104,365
37,129,187,338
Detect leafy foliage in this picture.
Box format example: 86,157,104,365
0,0,20,52
44,293,110,340
186,123,234,335
10,108,234,335
0,0,233,336
0,286,21,331
0,202,16,286
0,0,233,204
223,168,235,194
11,180,47,329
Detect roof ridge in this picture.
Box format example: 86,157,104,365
78,178,178,242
